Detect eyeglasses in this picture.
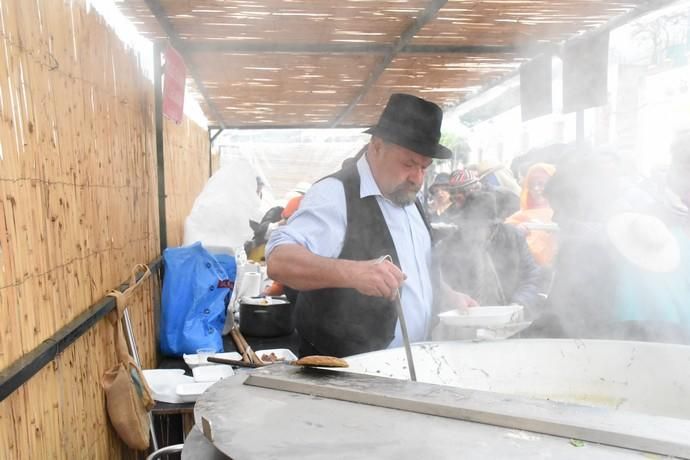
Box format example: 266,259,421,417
429,187,448,196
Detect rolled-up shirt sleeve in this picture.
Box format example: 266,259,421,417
265,178,347,260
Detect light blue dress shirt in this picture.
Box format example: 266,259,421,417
266,155,434,346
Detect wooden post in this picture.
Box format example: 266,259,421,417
208,128,223,177
154,41,167,255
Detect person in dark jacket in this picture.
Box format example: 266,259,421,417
446,168,482,216
476,163,521,219
244,205,284,262
521,154,620,338
438,192,543,310
427,172,453,223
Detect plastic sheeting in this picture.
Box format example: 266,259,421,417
183,156,265,254
218,129,370,207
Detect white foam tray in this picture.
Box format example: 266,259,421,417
184,348,297,368
438,305,523,328
142,369,194,404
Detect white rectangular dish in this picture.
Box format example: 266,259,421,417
522,222,559,232
192,364,235,382
184,348,297,368
255,348,298,364
438,306,523,328
183,351,242,368
142,369,194,404
176,381,215,403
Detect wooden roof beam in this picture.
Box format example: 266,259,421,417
177,42,531,55
179,42,390,54
330,0,449,128
208,124,371,130
143,0,227,128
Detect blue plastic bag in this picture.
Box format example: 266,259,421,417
160,242,236,356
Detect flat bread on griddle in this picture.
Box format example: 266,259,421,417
293,355,349,368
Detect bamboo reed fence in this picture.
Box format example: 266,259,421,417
163,116,211,247
0,0,210,458
211,146,221,176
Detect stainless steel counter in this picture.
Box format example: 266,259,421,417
190,340,690,459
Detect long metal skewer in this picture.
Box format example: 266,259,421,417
375,255,416,381
393,291,417,381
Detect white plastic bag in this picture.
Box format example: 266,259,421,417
183,158,264,253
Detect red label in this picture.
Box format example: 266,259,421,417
217,280,235,289
163,46,186,124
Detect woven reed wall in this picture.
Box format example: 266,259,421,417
0,283,157,459
211,147,221,176
0,0,209,458
163,116,210,247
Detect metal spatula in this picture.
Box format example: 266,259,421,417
393,291,417,381
375,255,416,381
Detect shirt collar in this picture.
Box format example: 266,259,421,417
356,154,382,199
356,154,425,207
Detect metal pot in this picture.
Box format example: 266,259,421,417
239,297,295,337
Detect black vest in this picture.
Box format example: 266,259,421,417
295,163,431,357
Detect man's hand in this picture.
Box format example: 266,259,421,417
267,245,405,298
446,289,479,312
349,258,406,300
439,278,478,312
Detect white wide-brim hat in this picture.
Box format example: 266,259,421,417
606,212,680,273
293,181,312,195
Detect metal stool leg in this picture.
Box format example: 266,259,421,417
145,444,184,460
123,308,160,451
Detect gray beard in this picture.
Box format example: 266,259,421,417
388,185,419,206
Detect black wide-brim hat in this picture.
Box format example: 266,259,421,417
365,93,452,160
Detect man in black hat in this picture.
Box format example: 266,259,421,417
266,93,472,357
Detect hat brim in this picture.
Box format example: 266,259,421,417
606,213,680,273
447,179,481,192
429,183,449,192
365,127,452,160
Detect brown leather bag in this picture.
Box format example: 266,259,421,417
101,265,155,450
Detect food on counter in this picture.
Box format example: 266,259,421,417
294,355,349,368
261,352,284,363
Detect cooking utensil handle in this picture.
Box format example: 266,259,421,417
375,255,416,382
207,356,261,368
374,254,417,382
394,294,416,382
